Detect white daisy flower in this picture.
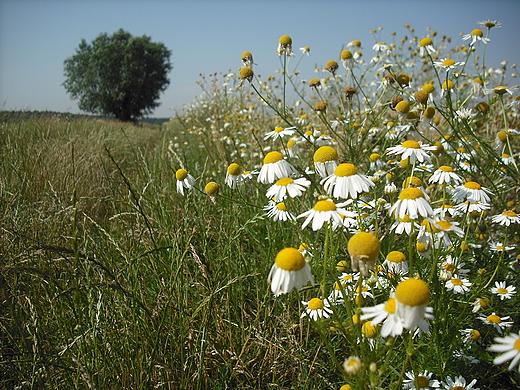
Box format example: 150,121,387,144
451,181,493,203
429,165,463,186
263,201,296,222
394,278,433,333
462,28,490,45
265,177,311,202
434,58,464,72
257,151,298,184
382,251,409,275
322,163,375,199
175,169,196,196
386,140,436,164
313,146,339,179
489,242,516,252
301,298,333,320
418,37,436,56
445,277,472,294
432,218,465,247
264,126,296,141
403,370,440,389
297,199,355,231
441,376,479,390
343,356,363,375
389,187,433,220
390,214,415,235
491,210,520,226
361,296,403,337
478,312,514,334
299,46,311,56
488,332,520,372
267,247,314,296
454,200,490,214
490,281,516,300
225,163,243,189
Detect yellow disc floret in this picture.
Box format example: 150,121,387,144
464,181,481,190
227,163,242,175
275,247,305,271
275,177,295,186
419,37,433,47
308,298,324,310
279,34,292,45
395,278,429,307
176,169,188,181
386,251,406,263
399,187,424,200
263,151,284,164
314,146,338,162
314,200,337,212
347,232,380,263
402,140,420,149
334,163,359,177
204,181,219,196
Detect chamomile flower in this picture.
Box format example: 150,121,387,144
277,34,294,56
488,333,520,372
419,37,436,56
451,181,493,204
361,295,403,337
264,126,296,141
390,187,433,220
267,247,314,295
301,298,333,320
241,51,254,67
322,163,375,199
298,199,355,231
225,163,243,189
347,232,380,276
403,370,440,389
454,200,490,214
382,251,409,275
441,376,479,390
490,281,516,300
428,165,463,186
313,146,339,179
491,210,520,226
386,140,436,164
341,49,356,70
456,108,477,121
299,46,311,56
372,42,388,53
434,58,464,72
175,169,196,196
394,278,432,332
462,28,490,45
258,151,298,184
390,214,415,235
265,177,311,202
433,218,465,247
484,85,518,96
460,328,481,343
343,356,363,375
478,20,502,29
445,277,472,294
263,201,296,222
478,312,514,334
489,242,515,252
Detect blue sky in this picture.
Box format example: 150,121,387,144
1,0,519,118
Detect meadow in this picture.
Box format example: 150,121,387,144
1,22,519,389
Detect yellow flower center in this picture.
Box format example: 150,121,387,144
386,251,406,263
239,67,253,80
503,210,517,217
347,232,380,262
442,80,455,90
176,169,188,181
279,35,292,45
451,278,463,286
395,100,410,114
398,187,424,200
471,28,483,37
341,50,353,60
369,153,381,162
464,181,481,190
478,297,490,309
287,139,297,148
497,288,508,295
497,130,508,142
275,247,305,271
514,338,520,352
241,51,252,59
398,215,412,223
263,151,284,164
308,298,324,310
395,278,430,307
422,83,435,93
439,165,453,172
274,126,284,133
275,177,295,186
385,298,396,313
452,386,465,390
314,200,337,212
313,146,338,163
362,321,377,338
334,163,359,177
351,40,362,47
470,329,480,341
442,59,455,67
416,376,429,388
436,220,452,231
276,202,287,211
423,106,436,119
204,182,219,196
486,314,501,324
227,163,242,175
419,37,433,47
402,140,420,149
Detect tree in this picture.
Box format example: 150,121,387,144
63,29,172,122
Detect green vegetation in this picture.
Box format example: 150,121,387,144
1,21,520,389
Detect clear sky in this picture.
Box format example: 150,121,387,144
1,0,519,118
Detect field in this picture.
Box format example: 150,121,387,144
1,23,520,389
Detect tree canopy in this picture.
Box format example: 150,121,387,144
63,29,172,122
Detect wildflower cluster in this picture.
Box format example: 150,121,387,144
171,24,519,389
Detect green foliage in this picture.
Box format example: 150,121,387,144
63,29,172,122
